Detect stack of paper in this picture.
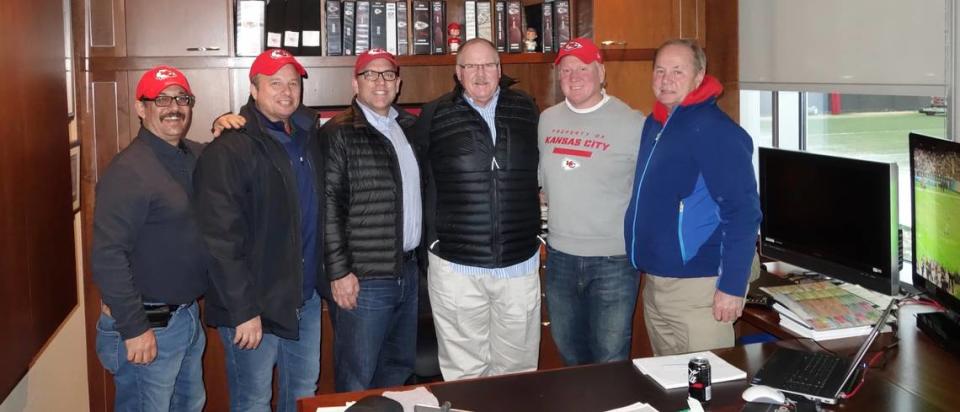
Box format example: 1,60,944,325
761,281,892,341
632,351,746,390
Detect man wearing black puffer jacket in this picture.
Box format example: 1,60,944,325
321,49,424,392
414,38,542,381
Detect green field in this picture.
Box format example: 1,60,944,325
757,112,947,265
759,111,945,159
914,186,960,295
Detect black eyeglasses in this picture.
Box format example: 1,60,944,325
458,62,500,72
142,95,195,107
357,70,399,82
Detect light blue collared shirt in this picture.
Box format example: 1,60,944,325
443,87,540,278
356,100,422,252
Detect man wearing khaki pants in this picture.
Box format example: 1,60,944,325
624,39,762,355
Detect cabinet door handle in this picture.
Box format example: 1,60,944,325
600,40,628,47
186,47,221,51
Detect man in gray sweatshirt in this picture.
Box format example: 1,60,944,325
538,37,646,365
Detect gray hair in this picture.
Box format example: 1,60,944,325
655,38,706,73
456,38,500,65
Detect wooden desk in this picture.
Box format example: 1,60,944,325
299,304,960,412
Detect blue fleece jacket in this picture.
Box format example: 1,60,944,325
624,75,761,297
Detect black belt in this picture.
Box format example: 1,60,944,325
144,303,182,312
403,250,417,261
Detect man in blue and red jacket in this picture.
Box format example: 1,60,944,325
624,39,761,356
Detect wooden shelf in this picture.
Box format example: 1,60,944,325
82,48,659,71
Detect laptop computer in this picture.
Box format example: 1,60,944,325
750,299,897,405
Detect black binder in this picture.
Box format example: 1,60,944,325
370,1,387,50
412,0,431,55
343,0,356,55
283,0,303,54
326,0,343,55
265,0,287,49
397,0,409,55
301,0,322,55
355,0,371,54
430,0,445,54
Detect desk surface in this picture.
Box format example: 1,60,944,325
299,304,960,412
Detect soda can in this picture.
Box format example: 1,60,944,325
688,356,712,403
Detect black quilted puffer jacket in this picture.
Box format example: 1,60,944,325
414,76,541,268
320,100,421,281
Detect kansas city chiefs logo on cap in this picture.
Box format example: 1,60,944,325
155,68,177,80
368,48,389,55
561,41,583,51
270,49,292,59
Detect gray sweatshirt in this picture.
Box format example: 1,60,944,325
538,95,645,256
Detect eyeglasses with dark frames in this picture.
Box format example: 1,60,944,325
458,62,500,71
357,70,399,82
142,95,195,107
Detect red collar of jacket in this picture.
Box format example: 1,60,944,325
652,74,723,124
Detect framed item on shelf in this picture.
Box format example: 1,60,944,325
70,142,80,212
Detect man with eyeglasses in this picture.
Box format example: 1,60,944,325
92,65,208,411
413,38,542,380
194,49,325,412
538,38,645,366
318,48,423,392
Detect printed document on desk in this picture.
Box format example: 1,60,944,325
632,351,746,390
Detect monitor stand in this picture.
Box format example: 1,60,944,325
916,311,960,357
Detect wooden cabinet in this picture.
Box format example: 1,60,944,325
591,0,705,49
85,0,231,57
125,0,231,56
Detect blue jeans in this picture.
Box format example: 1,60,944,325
218,291,321,412
545,245,641,366
95,302,206,412
329,256,418,392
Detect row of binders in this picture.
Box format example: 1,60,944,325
236,0,572,57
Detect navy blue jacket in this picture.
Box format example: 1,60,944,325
624,76,761,297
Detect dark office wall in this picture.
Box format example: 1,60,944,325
0,0,78,400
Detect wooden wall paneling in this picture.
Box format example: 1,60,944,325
603,60,655,113
593,0,676,50
82,70,131,412
0,65,34,400
502,62,559,110
303,67,356,107
124,0,231,57
705,0,739,121
0,0,77,400
125,68,232,144
396,66,458,105
676,0,706,44
85,0,126,57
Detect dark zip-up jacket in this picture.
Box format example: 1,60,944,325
321,100,423,281
194,98,325,339
624,75,761,297
414,76,541,268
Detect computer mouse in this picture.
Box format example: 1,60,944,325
742,385,787,404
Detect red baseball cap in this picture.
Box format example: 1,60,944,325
136,65,192,100
249,49,308,80
354,48,399,74
554,37,603,65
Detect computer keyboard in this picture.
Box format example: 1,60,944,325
782,352,842,393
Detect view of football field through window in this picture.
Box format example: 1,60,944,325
742,91,947,263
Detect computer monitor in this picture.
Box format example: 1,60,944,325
759,147,901,295
910,133,960,351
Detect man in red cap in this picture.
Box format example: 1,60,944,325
538,37,646,366
320,48,423,392
194,48,325,412
92,65,209,410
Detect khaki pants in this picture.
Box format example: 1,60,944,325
427,252,541,381
643,254,761,355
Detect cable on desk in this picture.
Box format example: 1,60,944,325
840,340,900,399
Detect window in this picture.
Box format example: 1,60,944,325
745,89,948,283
